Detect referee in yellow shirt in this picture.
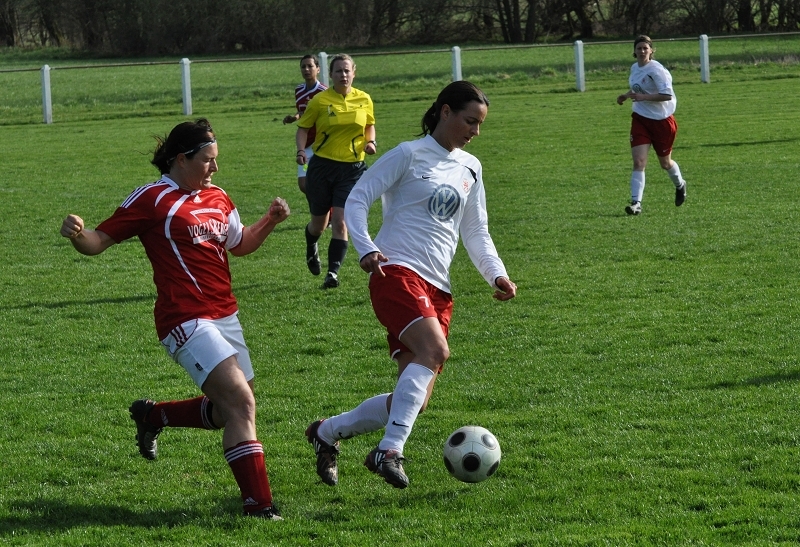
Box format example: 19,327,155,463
296,53,376,289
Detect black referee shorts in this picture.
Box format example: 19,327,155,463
305,154,366,216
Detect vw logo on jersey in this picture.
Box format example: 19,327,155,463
428,184,460,221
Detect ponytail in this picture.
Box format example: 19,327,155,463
418,81,489,137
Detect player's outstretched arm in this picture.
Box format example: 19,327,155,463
230,197,290,257
60,214,115,256
493,276,517,301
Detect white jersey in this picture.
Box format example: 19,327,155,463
345,134,508,294
629,59,676,120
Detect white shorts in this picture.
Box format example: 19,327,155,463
297,146,313,178
160,313,254,389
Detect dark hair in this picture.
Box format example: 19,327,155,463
301,54,319,67
633,35,655,59
329,53,354,74
151,118,215,174
420,81,490,136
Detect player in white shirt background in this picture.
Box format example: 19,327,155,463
617,35,688,215
304,81,517,489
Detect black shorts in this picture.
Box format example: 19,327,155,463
305,155,366,216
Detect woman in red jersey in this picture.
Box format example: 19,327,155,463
60,118,288,520
283,54,327,195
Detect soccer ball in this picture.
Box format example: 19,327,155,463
443,425,501,483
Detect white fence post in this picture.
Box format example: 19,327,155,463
451,46,462,81
180,58,192,116
699,34,710,83
319,52,329,87
41,64,53,124
574,40,585,92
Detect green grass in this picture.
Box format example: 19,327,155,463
1,38,800,545
2,34,799,125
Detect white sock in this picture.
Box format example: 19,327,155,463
319,393,390,444
630,170,645,203
666,162,685,188
378,363,435,452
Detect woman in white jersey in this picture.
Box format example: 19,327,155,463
60,119,288,520
304,81,517,489
617,35,687,215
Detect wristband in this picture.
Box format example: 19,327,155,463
297,150,306,156
367,140,377,146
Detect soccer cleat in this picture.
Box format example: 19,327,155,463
305,420,340,486
129,399,163,460
246,505,283,520
364,447,409,489
625,201,642,215
322,272,339,289
675,182,687,207
306,243,321,276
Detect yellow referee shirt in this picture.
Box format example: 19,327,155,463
297,87,375,163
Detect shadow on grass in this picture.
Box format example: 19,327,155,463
0,499,237,535
698,137,800,148
707,369,800,389
2,283,264,310
0,295,154,310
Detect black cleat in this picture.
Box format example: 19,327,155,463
305,420,340,486
364,447,408,489
322,272,339,289
306,243,321,276
129,399,163,460
675,182,687,207
246,505,283,520
625,201,642,215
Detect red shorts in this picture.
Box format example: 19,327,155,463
630,112,677,157
369,265,453,360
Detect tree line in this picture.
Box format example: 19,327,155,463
0,0,798,54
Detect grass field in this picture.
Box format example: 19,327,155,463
1,36,800,545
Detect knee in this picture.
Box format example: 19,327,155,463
427,344,449,367
439,342,450,364
331,217,347,237
220,388,256,424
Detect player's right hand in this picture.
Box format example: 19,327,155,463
359,251,388,277
61,214,84,239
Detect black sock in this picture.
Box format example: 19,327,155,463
328,238,348,274
305,225,321,250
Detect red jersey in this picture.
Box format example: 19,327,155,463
295,81,327,148
96,177,244,339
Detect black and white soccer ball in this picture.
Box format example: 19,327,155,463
443,425,501,483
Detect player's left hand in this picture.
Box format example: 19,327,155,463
493,277,517,301
267,197,290,224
